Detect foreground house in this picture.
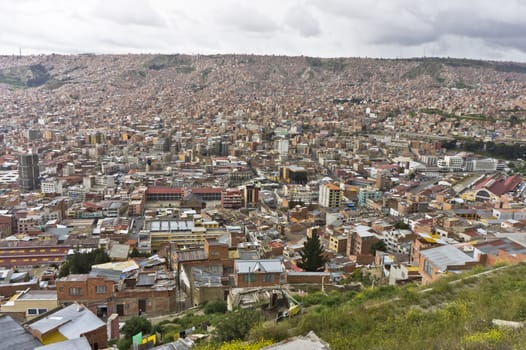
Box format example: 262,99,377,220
0,314,41,350
234,259,284,288
56,268,178,317
419,245,478,285
25,303,107,349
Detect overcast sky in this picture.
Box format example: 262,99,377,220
2,0,526,62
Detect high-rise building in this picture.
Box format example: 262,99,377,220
243,184,260,208
319,183,343,208
18,154,40,192
277,138,289,158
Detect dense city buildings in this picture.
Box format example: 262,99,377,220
1,53,526,348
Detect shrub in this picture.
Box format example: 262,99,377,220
204,300,228,314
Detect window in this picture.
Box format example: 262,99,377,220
243,274,256,283
27,308,47,315
96,285,107,293
423,260,433,277
69,287,83,296
263,274,275,283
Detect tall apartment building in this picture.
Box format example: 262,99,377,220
276,138,289,159
18,154,40,192
221,188,243,209
357,187,382,207
319,183,343,208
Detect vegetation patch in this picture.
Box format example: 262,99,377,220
145,54,193,70
0,64,51,88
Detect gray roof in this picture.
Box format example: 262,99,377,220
420,245,476,272
109,243,130,260
235,259,283,274
35,336,91,350
18,289,57,300
150,338,194,350
136,272,156,287
28,303,105,338
193,267,223,287
261,331,331,350
0,315,41,350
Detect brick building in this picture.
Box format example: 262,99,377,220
234,259,284,288
56,269,178,318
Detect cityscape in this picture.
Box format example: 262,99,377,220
2,2,526,350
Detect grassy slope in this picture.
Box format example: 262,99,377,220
247,263,526,350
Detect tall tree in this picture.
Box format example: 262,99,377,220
58,248,110,277
297,232,327,272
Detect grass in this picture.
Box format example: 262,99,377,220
153,264,526,349
245,263,526,350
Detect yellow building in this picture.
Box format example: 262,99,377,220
0,288,58,322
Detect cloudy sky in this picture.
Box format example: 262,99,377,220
2,0,526,62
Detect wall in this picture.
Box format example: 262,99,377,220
235,272,282,288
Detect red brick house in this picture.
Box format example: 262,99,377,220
234,259,284,288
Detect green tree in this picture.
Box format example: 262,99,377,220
121,316,153,338
370,240,387,255
59,248,110,277
394,221,410,230
297,232,328,272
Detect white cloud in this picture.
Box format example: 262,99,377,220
0,0,525,61
285,5,321,37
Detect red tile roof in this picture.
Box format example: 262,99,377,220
474,175,522,196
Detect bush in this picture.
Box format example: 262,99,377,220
204,300,228,314
215,308,261,342
121,316,152,338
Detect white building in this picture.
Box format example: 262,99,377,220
319,183,343,208
40,179,64,194
465,159,498,172
277,138,289,158
437,156,463,171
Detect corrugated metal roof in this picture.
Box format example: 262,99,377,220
0,315,41,350
137,272,156,287
28,304,104,338
420,245,475,272
235,259,283,274
35,336,91,350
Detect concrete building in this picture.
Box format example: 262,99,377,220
357,187,382,207
280,166,307,185
18,153,40,192
465,158,498,172
319,183,343,208
221,188,243,209
347,225,380,264
243,184,260,208
329,234,348,255
437,155,463,171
